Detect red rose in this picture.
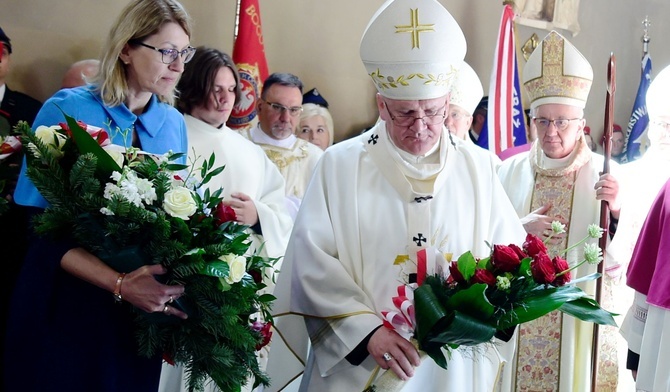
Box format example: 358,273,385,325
509,244,528,260
214,202,237,226
471,269,496,286
551,256,571,286
448,261,466,284
251,321,273,350
531,252,555,284
523,233,548,258
249,269,263,284
492,244,522,272
162,351,175,366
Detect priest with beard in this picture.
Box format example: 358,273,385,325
264,0,526,390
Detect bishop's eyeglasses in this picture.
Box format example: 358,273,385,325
384,101,447,127
533,117,582,131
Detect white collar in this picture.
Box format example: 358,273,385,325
250,125,297,148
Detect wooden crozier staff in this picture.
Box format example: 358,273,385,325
591,53,616,392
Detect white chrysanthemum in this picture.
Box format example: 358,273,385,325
551,221,566,235
583,243,603,265
100,207,115,216
163,186,197,219
133,176,157,205
496,276,511,290
218,254,247,284
588,224,604,239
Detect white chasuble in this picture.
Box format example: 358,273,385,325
498,138,620,392
266,122,526,392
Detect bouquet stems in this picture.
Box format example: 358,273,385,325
364,338,426,392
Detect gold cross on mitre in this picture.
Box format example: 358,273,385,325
395,8,435,49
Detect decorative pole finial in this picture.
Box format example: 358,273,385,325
642,16,651,54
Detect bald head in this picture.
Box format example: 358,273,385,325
61,59,99,88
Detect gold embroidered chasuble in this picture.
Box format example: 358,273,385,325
502,139,619,391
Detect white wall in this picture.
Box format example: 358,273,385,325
1,0,668,145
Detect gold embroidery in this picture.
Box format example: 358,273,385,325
525,32,592,105
262,142,310,170
369,67,457,91
395,9,435,49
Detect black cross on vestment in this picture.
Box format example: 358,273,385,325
414,196,433,203
368,134,379,145
413,233,426,246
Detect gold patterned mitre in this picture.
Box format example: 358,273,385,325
449,62,483,114
646,64,670,118
523,30,593,110
359,0,466,100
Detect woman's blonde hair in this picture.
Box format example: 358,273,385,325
300,103,335,147
92,0,192,106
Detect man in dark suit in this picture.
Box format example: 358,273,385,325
0,26,42,390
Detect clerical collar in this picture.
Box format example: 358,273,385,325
530,135,592,177
382,123,447,181
250,125,297,148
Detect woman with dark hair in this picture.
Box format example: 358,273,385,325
159,47,292,392
5,0,193,391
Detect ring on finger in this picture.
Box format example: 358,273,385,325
163,305,169,314
168,295,174,304
382,352,393,362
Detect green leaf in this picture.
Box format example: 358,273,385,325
444,283,495,320
199,260,229,277
457,251,477,281
166,163,188,171
519,257,532,277
559,298,618,326
496,285,587,330
59,109,121,177
427,311,496,346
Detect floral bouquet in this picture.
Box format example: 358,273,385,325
0,134,22,214
367,223,617,391
17,114,276,392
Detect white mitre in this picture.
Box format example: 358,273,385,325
647,64,670,118
359,0,466,100
449,62,483,115
523,30,593,110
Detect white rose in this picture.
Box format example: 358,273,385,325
103,145,126,168
163,186,197,219
219,254,247,284
34,125,67,158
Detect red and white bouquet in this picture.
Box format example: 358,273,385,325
368,222,615,391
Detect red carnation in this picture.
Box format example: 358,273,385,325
492,244,522,272
523,233,548,258
251,321,273,351
552,256,571,286
531,252,555,284
471,269,496,287
448,261,466,284
214,202,237,226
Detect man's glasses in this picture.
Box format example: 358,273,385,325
132,41,196,64
384,101,447,127
533,117,582,131
652,119,670,131
263,100,303,117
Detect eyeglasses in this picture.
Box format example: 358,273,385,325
262,100,303,117
384,101,447,127
652,119,670,131
133,41,196,64
533,117,582,131
447,110,470,122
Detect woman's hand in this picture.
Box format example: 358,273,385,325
61,247,187,319
122,264,187,319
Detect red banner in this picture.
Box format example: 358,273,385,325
227,0,269,129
